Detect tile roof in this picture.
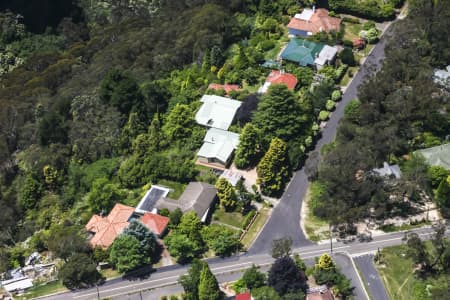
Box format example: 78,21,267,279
85,203,135,249
208,83,241,94
235,292,252,300
281,38,325,66
288,8,341,35
140,212,170,236
195,95,242,130
262,70,298,92
307,285,334,300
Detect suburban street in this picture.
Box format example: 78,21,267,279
354,254,390,300
39,227,441,300
247,20,393,254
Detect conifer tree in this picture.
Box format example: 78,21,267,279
215,178,237,211
198,264,222,300
234,123,261,169
257,138,290,196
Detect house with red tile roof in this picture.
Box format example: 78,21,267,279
258,70,298,94
287,8,341,37
306,285,334,300
85,203,135,249
140,212,170,237
208,83,241,95
235,292,252,300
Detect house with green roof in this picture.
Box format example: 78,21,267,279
415,143,450,170
280,38,324,67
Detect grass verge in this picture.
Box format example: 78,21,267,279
241,207,270,249
303,184,329,242
379,221,431,233
18,281,67,300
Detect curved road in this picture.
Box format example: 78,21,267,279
248,24,393,254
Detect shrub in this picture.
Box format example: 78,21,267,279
342,17,360,24
339,48,356,66
318,111,330,121
326,100,336,111
362,21,376,30
343,39,353,47
331,90,342,101
242,210,257,229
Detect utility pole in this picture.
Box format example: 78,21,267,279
96,284,100,300
329,223,333,253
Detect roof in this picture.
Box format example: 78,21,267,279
155,182,217,220
1,277,33,292
197,128,240,164
288,8,341,35
208,83,241,94
415,143,450,170
281,38,325,66
195,95,242,130
372,162,401,179
433,65,450,88
235,292,252,300
85,203,135,249
261,60,281,69
353,38,365,47
307,285,334,300
220,169,243,186
259,70,298,93
136,185,170,214
314,45,338,66
140,212,170,236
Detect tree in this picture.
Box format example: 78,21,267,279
38,110,68,146
165,232,200,264
257,138,291,196
253,85,307,144
45,225,88,261
436,176,450,218
252,286,281,300
198,264,222,300
215,178,237,211
122,219,157,261
406,233,430,273
339,48,356,66
19,173,42,210
169,208,183,229
242,265,266,290
162,104,196,142
118,112,146,153
59,253,103,290
99,68,143,115
427,166,449,189
316,253,335,271
178,211,205,249
109,234,149,273
271,236,293,259
87,177,125,214
202,225,241,257
234,123,262,169
268,256,307,295
293,254,307,272
179,259,207,300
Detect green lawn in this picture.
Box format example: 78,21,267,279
18,281,67,300
213,209,246,229
379,220,431,233
342,21,363,41
303,185,329,242
157,179,186,200
376,243,449,300
340,66,358,87
100,268,121,279
241,207,270,249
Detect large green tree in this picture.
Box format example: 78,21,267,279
109,234,149,273
87,177,125,214
268,256,307,296
234,123,262,169
179,259,207,300
253,85,307,144
257,138,291,196
59,253,103,290
162,103,196,142
122,219,157,262
241,265,266,291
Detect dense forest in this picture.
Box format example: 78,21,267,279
311,0,450,226
0,0,325,273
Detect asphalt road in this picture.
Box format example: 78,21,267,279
248,22,393,254
333,253,367,300
39,227,440,300
354,254,390,300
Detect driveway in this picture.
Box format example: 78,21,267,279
248,24,393,255
354,254,389,300
333,253,368,300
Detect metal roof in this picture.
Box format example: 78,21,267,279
280,38,324,66
415,143,450,170
314,45,338,66
197,128,240,164
136,185,170,214
195,95,242,130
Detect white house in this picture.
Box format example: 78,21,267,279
314,45,338,70
197,128,240,168
195,95,242,130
